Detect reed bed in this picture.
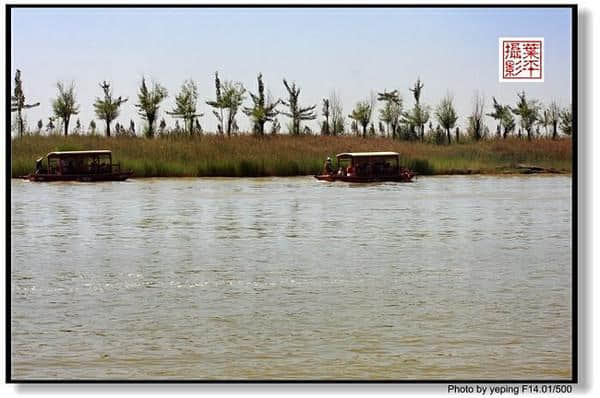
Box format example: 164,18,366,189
10,134,572,178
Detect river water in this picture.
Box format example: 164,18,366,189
10,176,572,380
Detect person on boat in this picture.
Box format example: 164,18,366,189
346,164,355,176
324,157,333,175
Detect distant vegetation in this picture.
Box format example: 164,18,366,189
11,70,573,141
10,69,572,177
11,135,571,178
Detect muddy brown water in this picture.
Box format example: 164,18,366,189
10,175,572,380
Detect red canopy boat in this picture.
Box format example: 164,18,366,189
24,150,133,182
314,152,414,183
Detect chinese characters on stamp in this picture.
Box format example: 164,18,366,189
499,37,544,82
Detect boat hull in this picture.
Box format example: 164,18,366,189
314,173,414,183
27,171,134,182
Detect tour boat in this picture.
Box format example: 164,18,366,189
314,152,414,183
24,150,133,182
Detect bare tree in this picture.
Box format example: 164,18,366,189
74,118,82,135
468,91,485,141
89,120,97,135
368,122,376,137
329,90,344,136
158,118,167,136
559,105,572,136
350,120,359,135
281,79,316,135
206,72,225,135
11,69,40,137
539,108,551,137
321,98,330,136
45,117,56,134
270,118,281,135
194,119,203,135
547,101,561,140
129,119,136,136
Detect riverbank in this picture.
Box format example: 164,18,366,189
11,135,572,177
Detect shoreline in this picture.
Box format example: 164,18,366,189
11,135,572,178
11,171,573,181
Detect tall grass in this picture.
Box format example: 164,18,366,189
10,134,572,178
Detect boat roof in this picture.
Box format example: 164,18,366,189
46,150,112,157
336,151,399,158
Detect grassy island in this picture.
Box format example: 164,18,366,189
11,135,572,178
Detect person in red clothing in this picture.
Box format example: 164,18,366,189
346,164,355,176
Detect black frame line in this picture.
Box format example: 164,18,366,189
5,2,578,384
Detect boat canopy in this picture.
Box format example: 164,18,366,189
336,151,399,159
46,150,112,158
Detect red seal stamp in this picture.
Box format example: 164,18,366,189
499,37,544,82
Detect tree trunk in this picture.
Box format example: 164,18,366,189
527,128,532,141
447,128,451,145
106,119,111,137
220,109,224,135
64,117,70,137
148,117,155,138
18,110,24,137
362,123,367,138
552,121,558,140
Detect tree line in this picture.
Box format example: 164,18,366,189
11,69,573,142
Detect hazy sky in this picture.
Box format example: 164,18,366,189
10,7,573,134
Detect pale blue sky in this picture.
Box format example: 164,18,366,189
11,7,573,134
